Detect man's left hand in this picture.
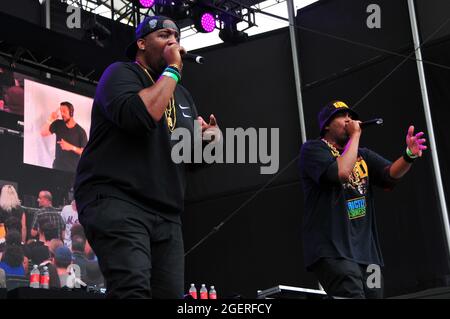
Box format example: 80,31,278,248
406,125,427,157
197,114,221,142
57,138,74,151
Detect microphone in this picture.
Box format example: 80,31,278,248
360,118,383,128
182,53,204,64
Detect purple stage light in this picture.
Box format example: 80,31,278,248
200,13,216,33
139,0,155,8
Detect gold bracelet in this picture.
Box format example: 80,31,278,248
169,63,181,72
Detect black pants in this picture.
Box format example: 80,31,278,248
311,258,383,299
79,197,184,299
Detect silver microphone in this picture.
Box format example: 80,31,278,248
183,53,204,64
360,118,383,128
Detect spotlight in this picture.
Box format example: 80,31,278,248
154,0,191,20
83,16,111,48
219,21,248,44
194,12,216,33
138,0,155,8
134,0,155,8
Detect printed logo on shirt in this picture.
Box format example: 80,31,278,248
343,156,369,196
178,104,192,118
347,196,367,219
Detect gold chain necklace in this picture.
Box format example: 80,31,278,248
321,138,341,158
135,61,176,132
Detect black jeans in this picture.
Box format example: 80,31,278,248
79,197,184,299
311,257,383,299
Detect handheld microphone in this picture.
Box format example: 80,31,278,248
182,53,204,64
360,118,383,128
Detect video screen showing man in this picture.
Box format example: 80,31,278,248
23,79,92,172
40,102,87,172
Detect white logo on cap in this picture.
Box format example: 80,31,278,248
149,19,157,29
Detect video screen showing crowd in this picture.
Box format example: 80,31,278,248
0,184,104,290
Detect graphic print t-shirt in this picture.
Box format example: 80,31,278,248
299,139,397,268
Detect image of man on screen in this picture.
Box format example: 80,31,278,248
41,101,88,172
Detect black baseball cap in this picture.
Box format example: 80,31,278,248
318,100,359,137
125,15,180,60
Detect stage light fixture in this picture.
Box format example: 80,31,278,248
194,12,216,33
154,0,191,21
139,0,155,8
218,20,248,44
133,0,155,8
83,16,111,48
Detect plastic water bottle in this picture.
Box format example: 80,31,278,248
40,266,50,289
200,284,208,299
29,265,40,288
209,285,217,299
189,283,198,299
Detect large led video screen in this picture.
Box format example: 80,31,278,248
23,79,93,172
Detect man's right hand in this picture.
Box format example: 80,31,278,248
49,110,59,122
163,42,185,71
345,120,362,137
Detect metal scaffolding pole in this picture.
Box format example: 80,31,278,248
286,0,307,143
407,0,450,258
45,0,51,29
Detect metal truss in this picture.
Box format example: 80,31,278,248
58,0,265,29
0,41,98,85
0,1,269,85
60,0,157,26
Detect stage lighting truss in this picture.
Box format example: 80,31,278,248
60,0,258,41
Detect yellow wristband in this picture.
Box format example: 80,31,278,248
169,63,181,71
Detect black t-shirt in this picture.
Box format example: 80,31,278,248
23,240,50,266
74,62,199,223
0,206,24,224
50,120,88,172
299,139,397,269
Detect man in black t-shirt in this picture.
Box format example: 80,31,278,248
41,101,87,172
299,100,427,298
74,16,220,299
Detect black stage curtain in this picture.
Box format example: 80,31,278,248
182,30,316,297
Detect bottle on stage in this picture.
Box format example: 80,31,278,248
189,283,198,299
200,283,208,299
209,285,217,299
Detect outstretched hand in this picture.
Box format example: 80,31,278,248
49,108,59,121
406,125,427,157
197,114,221,142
